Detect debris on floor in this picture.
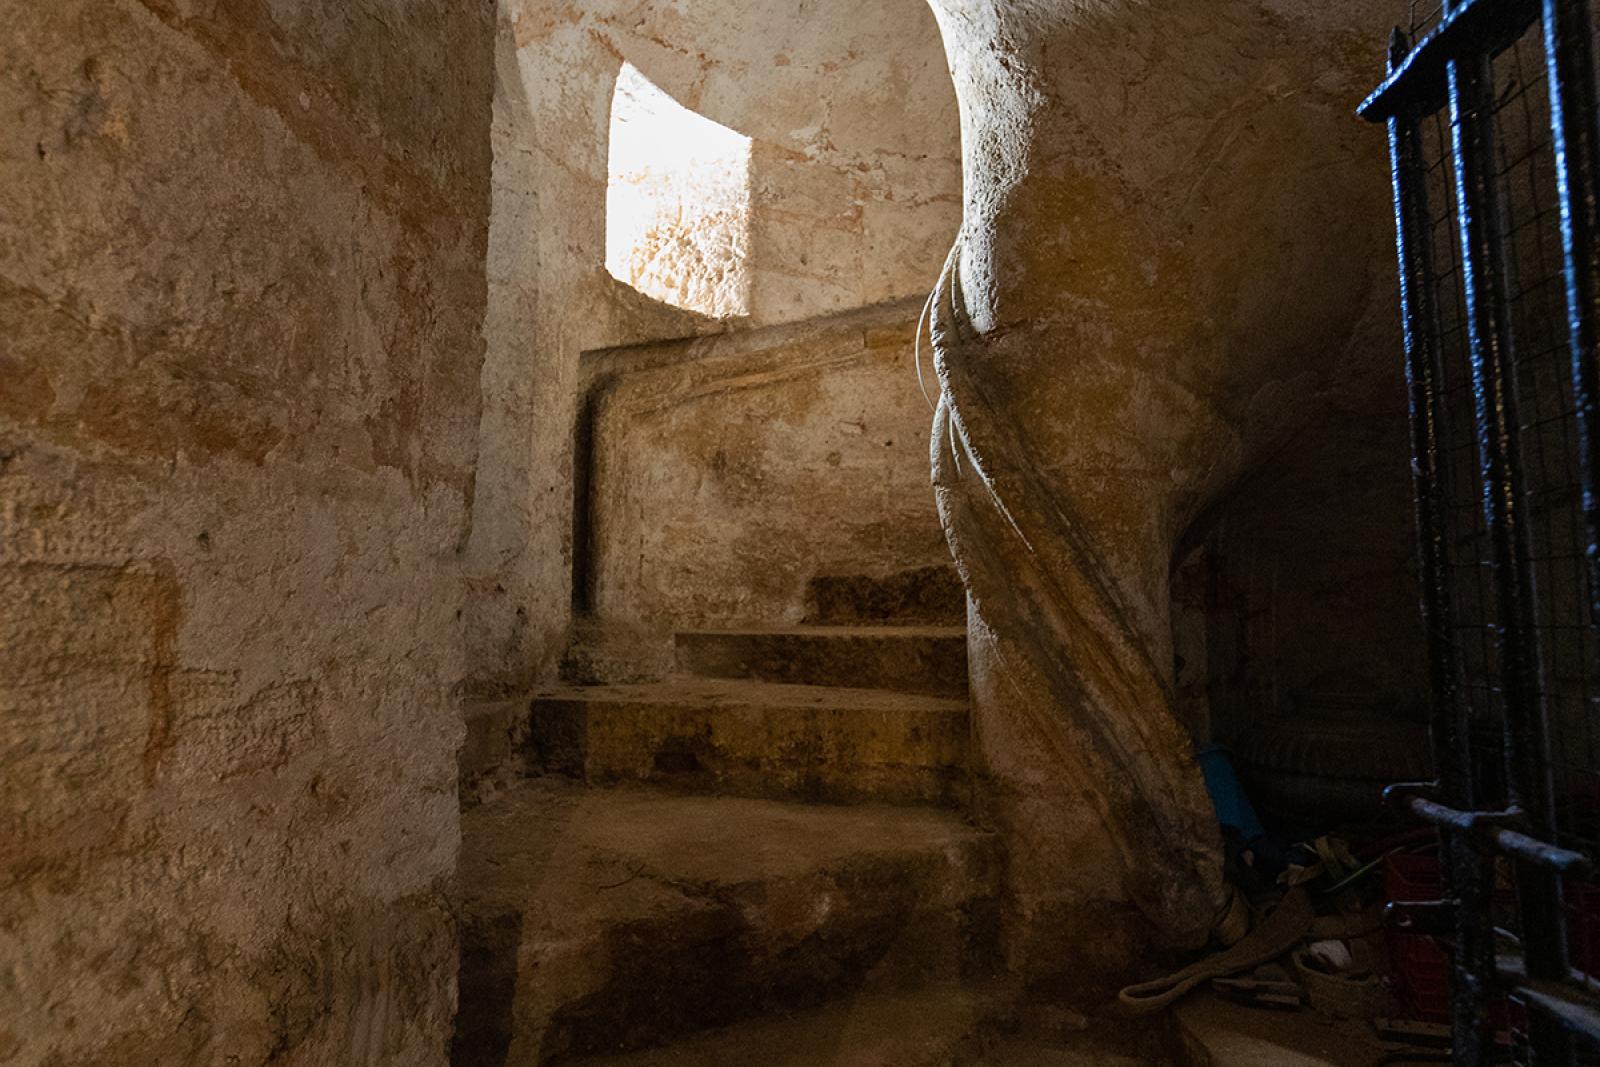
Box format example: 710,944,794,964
1141,743,1470,1066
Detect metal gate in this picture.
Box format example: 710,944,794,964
1361,0,1600,1062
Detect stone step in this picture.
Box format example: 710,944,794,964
674,626,967,698
553,987,1182,1067
530,679,969,805
452,781,1002,1067
1174,994,1386,1066
803,565,967,627
552,987,995,1067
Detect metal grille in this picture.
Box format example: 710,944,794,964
1363,0,1600,1062
1415,84,1509,811
1412,1,1452,39
1489,32,1600,869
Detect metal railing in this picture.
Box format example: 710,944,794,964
1361,0,1600,1062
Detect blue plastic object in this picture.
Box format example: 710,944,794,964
1195,743,1266,842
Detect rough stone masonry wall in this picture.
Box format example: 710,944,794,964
925,0,1405,992
588,303,953,640
0,2,494,1063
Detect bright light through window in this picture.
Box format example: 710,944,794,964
605,63,752,318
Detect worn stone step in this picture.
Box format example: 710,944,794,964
1174,993,1385,1066
555,986,1181,1067
674,626,967,697
452,781,1002,1067
803,565,967,627
554,987,994,1067
530,679,969,805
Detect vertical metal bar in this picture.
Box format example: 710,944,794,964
1386,32,1496,1066
1447,24,1572,1064
1544,0,1600,632
1391,28,1476,820
1537,3,1600,1051
1449,34,1534,823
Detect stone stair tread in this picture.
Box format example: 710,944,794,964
1174,994,1385,1066
529,680,969,806
454,781,1001,1064
556,986,993,1067
461,778,993,917
557,986,1175,1067
533,677,967,712
802,566,966,628
678,625,967,638
673,628,968,698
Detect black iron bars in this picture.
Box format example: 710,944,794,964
1362,0,1600,1061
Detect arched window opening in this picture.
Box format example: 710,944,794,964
605,63,752,318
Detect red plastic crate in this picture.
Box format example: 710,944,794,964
1384,850,1517,1024
1384,850,1454,1022
1383,848,1600,1024
1568,882,1600,976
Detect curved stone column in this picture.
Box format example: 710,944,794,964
924,0,1396,990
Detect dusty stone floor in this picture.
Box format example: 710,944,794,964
451,780,1392,1067
453,779,1002,1065
561,990,1178,1066
447,526,1407,1067
1174,994,1392,1067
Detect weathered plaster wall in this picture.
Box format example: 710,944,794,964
0,2,494,1062
1177,425,1429,740
925,0,1408,991
587,302,951,637
465,0,960,695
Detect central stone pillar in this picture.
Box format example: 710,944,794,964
923,0,1395,992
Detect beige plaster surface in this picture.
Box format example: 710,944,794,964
587,302,953,636
0,1,494,1061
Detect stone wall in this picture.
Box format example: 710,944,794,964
0,2,494,1062
1176,420,1429,739
585,302,951,641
